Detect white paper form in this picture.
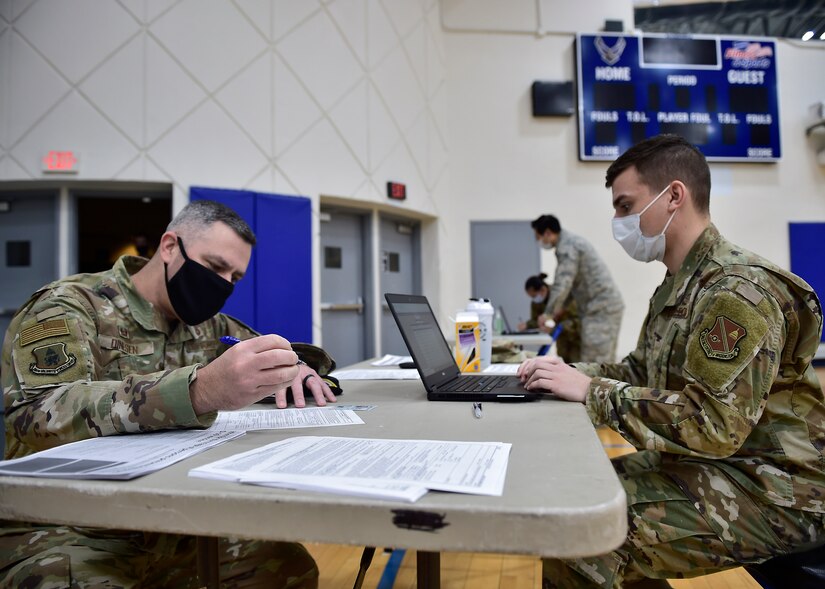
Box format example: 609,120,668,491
330,369,420,380
210,408,364,431
483,363,520,374
370,354,413,366
190,436,511,497
0,430,244,480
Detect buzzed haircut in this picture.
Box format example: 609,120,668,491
531,215,561,234
604,134,711,214
167,200,257,246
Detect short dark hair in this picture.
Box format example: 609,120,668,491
525,273,549,291
531,215,561,234
168,200,257,246
604,134,711,214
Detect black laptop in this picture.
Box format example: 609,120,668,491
385,293,539,402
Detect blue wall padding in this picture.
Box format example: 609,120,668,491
789,222,825,342
256,192,312,342
189,186,312,342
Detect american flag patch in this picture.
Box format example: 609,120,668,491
19,318,71,347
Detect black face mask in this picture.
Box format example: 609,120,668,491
164,237,234,325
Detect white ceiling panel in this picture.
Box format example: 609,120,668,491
15,91,138,178
273,54,323,156
145,37,206,144
329,78,369,170
215,52,273,155
149,100,268,189
15,0,139,83
277,11,362,111
80,35,144,145
151,0,267,92
278,118,364,197
5,30,70,146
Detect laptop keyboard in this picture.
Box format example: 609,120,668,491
439,375,512,392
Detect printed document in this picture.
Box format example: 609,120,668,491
189,436,511,501
0,430,244,480
370,354,413,366
330,368,421,380
210,408,364,431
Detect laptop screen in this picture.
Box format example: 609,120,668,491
386,296,457,380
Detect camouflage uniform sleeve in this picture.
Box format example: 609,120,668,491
545,241,577,317
573,312,651,381
3,291,209,458
584,278,781,458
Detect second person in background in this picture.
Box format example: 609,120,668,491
519,273,581,362
531,214,624,362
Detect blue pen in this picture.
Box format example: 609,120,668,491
549,323,563,345
220,335,306,365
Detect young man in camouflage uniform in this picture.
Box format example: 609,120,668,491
1,200,336,588
519,134,825,588
531,215,625,363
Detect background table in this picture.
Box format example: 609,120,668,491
0,368,627,587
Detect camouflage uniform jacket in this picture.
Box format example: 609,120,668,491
579,225,825,512
545,229,623,317
2,256,256,459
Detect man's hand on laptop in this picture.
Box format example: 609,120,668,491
517,356,590,403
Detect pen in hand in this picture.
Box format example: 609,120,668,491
219,335,306,365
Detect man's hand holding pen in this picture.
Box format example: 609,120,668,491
190,334,333,414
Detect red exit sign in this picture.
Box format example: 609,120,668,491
386,181,406,200
42,150,79,174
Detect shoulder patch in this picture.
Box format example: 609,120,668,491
19,318,71,347
699,316,747,360
29,342,77,375
686,289,771,393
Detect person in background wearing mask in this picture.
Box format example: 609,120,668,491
518,273,581,362
531,213,624,362
518,134,825,588
0,200,331,588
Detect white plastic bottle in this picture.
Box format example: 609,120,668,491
466,298,494,369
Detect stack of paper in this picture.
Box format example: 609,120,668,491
189,436,511,503
0,430,244,480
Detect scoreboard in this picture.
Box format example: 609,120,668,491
576,33,780,162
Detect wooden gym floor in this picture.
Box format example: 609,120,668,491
305,366,825,588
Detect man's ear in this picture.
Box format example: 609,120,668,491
158,231,179,264
668,181,688,211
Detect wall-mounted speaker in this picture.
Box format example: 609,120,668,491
531,81,575,117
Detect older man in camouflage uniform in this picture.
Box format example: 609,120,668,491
519,135,825,588
1,200,336,588
532,215,624,363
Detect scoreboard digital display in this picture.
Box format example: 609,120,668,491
576,33,780,162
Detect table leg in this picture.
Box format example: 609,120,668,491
196,536,220,589
416,551,441,588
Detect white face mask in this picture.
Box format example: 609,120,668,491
612,184,677,263
531,294,545,303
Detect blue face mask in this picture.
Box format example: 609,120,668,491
164,237,234,325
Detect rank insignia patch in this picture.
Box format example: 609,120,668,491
29,342,77,375
700,316,747,360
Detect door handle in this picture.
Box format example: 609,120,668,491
321,297,364,314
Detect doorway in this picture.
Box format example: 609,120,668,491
470,221,541,333
0,192,59,345
320,208,372,367
379,215,421,356
76,195,172,273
